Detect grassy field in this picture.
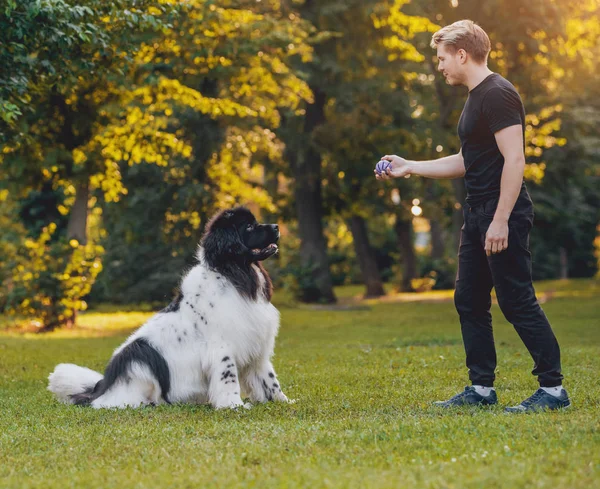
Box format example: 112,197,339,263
1,279,599,488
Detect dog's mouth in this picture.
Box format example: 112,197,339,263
251,243,279,259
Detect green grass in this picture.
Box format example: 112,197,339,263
1,279,599,489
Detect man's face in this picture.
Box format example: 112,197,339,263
436,44,465,86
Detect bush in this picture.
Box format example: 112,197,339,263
417,255,458,291
1,222,103,331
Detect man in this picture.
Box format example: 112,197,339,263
376,20,569,412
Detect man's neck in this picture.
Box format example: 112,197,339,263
465,66,494,91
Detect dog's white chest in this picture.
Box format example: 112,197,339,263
175,264,279,363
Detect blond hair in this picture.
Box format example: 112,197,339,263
430,20,491,64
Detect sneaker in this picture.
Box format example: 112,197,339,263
504,388,571,413
433,386,498,408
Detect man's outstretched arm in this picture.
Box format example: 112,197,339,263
375,151,465,180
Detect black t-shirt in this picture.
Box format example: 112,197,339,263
457,73,526,207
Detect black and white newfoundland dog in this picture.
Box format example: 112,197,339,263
48,207,290,409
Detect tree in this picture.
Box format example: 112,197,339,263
277,0,438,299
91,0,315,303
0,0,179,330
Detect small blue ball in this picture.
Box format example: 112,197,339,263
375,160,392,174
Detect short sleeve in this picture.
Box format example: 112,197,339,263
482,87,523,134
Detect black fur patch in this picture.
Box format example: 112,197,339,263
70,338,171,406
261,379,274,401
221,370,235,380
70,384,97,406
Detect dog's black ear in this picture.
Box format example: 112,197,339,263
202,221,249,263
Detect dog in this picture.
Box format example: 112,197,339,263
48,206,290,409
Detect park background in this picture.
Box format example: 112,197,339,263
0,1,599,488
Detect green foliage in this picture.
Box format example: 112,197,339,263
0,0,177,144
92,0,315,304
1,0,313,326
1,222,103,330
0,192,28,300
0,0,178,329
0,0,98,136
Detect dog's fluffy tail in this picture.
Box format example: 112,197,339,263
48,363,103,404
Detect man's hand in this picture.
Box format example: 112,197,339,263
375,155,412,180
485,218,509,256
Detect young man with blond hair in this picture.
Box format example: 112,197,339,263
376,20,569,412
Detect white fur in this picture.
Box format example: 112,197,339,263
48,364,103,403
48,247,289,410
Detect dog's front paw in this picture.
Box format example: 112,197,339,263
275,392,295,403
214,396,245,410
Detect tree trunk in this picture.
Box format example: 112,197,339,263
67,181,89,245
349,215,385,298
263,166,280,225
423,180,446,260
559,247,569,279
292,172,336,302
287,86,336,303
394,215,417,292
430,218,446,260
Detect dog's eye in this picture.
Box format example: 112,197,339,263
246,224,254,231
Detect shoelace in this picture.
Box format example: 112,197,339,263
521,389,546,407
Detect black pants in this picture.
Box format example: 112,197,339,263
454,191,563,388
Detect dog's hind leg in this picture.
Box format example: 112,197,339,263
91,382,153,408
91,363,163,409
207,352,246,409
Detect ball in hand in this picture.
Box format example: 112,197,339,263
375,160,392,175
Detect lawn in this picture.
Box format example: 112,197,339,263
1,279,599,489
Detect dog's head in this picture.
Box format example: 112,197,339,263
201,207,280,263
